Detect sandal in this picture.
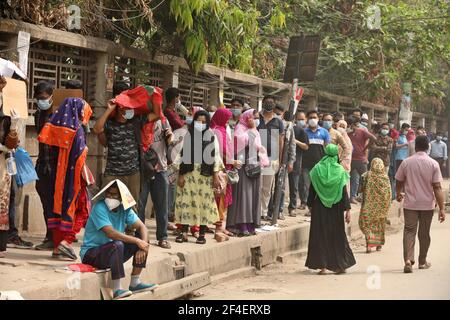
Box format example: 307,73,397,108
192,232,200,239
404,262,413,273
57,243,77,260
419,262,431,269
196,236,206,244
223,229,235,237
158,240,171,249
214,233,229,242
318,269,327,275
175,234,188,243
376,246,382,251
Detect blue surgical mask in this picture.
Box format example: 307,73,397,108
254,119,260,128
124,109,134,120
231,108,241,117
194,121,206,131
322,121,332,130
297,120,306,128
37,98,52,111
185,116,193,125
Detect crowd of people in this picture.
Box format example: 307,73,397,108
0,77,448,299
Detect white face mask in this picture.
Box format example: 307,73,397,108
337,127,346,134
175,102,189,116
308,118,318,128
124,109,134,120
194,121,206,131
105,198,121,211
253,119,260,128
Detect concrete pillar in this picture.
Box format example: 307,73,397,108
208,73,221,108
249,83,259,109
256,83,263,111
209,73,224,107
162,64,178,90
304,94,318,111
383,111,389,123
431,118,437,134
89,52,111,185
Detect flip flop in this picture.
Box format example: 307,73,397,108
223,230,235,237
58,243,77,261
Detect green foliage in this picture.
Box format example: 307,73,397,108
2,0,448,110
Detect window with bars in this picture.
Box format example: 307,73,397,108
114,56,164,89
27,41,97,114
318,96,337,114
178,68,211,109
224,78,257,108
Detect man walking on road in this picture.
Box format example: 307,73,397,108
429,133,448,176
395,136,446,274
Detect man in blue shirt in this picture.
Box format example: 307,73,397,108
81,181,156,300
302,110,330,216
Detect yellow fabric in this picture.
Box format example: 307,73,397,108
359,157,392,247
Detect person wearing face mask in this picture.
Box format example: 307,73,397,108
81,181,157,300
37,94,93,261
347,116,377,204
257,95,285,220
394,123,411,174
409,127,427,156
336,120,353,197
287,111,309,215
227,109,269,236
93,82,141,203
175,110,223,244
163,88,186,131
429,132,448,176
33,81,58,251
267,105,297,220
138,108,174,249
228,98,244,132
0,76,21,257
301,110,330,216
322,113,351,166
368,123,394,174
360,113,369,129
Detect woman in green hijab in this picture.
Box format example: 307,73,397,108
305,144,356,275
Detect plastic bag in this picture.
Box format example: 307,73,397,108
13,147,38,187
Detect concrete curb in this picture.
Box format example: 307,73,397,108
11,201,403,300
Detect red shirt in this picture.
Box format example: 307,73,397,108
164,107,185,131
348,128,375,163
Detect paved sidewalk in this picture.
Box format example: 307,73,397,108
0,179,447,299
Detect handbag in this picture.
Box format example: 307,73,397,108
133,118,157,180
226,168,239,184
244,162,261,178
244,154,261,178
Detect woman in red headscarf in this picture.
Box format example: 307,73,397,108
210,108,242,240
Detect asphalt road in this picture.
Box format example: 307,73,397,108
196,214,450,300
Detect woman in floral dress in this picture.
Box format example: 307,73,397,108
175,110,223,244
